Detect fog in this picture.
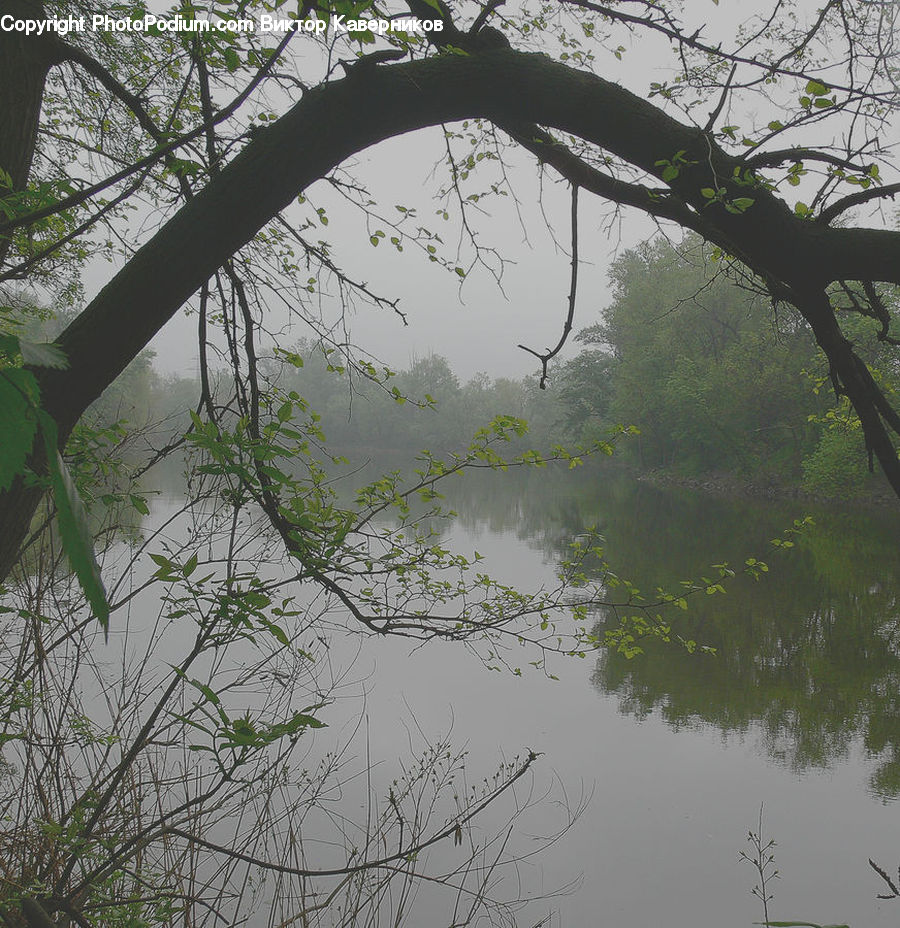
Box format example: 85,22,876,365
81,0,728,382
119,0,852,384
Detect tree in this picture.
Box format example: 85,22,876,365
561,235,830,476
1,0,899,571
2,0,900,923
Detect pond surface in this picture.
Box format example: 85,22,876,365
320,464,900,927
147,461,900,926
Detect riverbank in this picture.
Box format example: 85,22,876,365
635,467,900,510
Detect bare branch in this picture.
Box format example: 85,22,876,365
167,750,539,879
818,182,900,225
518,183,580,388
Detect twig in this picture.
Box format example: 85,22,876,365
519,183,579,388
470,0,506,34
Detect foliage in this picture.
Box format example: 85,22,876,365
268,344,566,455
558,236,897,494
0,389,604,925
2,0,900,923
554,472,900,795
0,326,110,626
801,421,869,499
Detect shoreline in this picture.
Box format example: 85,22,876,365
634,467,900,510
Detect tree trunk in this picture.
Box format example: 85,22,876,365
0,0,57,266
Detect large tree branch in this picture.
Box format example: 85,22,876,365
0,29,295,244
783,283,900,495
817,182,900,225
498,122,714,236
37,50,898,427
2,46,900,579
745,147,874,173
38,49,900,432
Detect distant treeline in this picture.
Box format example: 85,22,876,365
554,235,899,499
80,233,898,498
88,340,569,459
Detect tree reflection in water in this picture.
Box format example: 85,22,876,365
431,463,900,798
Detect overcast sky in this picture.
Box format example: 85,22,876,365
83,0,850,384
140,132,663,384
77,2,692,384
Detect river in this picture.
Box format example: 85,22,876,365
143,459,900,927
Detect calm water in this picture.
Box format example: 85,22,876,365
148,462,900,926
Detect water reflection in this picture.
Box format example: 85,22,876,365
130,455,900,925
149,450,900,796
432,464,900,797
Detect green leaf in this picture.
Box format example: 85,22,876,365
129,493,150,515
0,369,39,492
261,619,290,646
223,46,240,71
19,339,69,369
190,678,220,705
0,333,19,358
805,79,829,96
227,716,258,745
39,412,110,632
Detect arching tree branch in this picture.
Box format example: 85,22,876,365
2,45,900,580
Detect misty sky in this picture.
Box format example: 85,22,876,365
80,0,844,384
75,2,698,384
138,130,661,383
